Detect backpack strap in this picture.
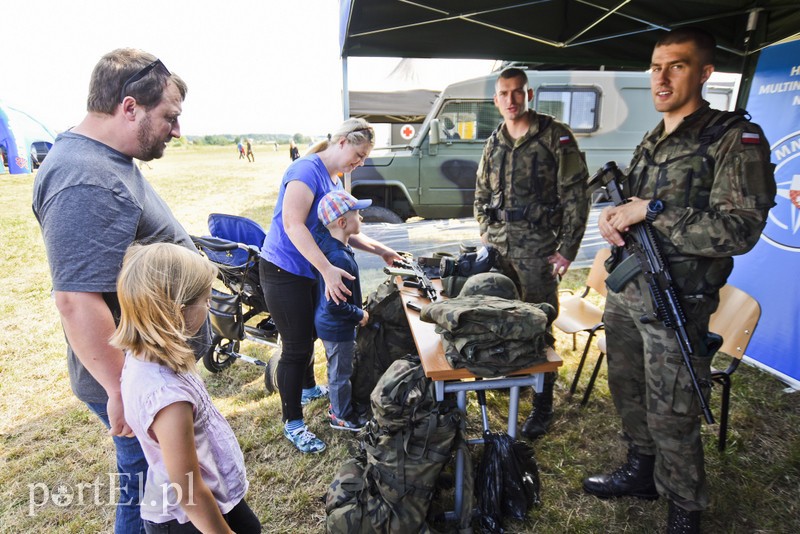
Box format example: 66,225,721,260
697,108,750,159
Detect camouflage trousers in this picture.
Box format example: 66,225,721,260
604,276,718,511
495,253,559,314
495,253,559,388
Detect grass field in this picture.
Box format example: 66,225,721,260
1,144,798,533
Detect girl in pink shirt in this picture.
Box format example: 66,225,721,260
112,243,260,533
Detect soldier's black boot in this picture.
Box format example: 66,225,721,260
582,447,659,500
521,371,555,439
666,501,701,534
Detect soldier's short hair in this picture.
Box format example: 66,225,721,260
497,67,528,88
655,27,716,66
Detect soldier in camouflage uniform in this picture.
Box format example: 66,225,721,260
584,28,776,534
474,67,590,439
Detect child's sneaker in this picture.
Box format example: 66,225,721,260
328,409,364,432
283,424,327,454
300,384,329,406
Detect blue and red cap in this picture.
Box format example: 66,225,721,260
317,190,372,226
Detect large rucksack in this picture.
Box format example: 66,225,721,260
351,278,417,411
326,355,473,533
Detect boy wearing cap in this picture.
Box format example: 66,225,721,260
314,190,372,431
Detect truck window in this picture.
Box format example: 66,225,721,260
440,101,503,141
535,87,600,133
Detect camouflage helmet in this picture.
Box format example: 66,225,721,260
458,272,519,300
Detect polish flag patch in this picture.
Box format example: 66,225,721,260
741,132,761,144
559,135,571,145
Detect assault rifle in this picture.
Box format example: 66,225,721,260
590,161,715,424
384,259,438,301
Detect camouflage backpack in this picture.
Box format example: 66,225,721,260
351,277,417,412
326,355,473,533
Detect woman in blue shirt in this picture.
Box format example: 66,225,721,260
260,118,401,454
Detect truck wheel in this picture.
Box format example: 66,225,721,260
361,206,404,224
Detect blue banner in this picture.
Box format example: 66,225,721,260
728,39,800,388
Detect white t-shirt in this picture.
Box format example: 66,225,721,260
121,354,248,524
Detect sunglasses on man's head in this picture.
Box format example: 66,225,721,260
119,59,171,103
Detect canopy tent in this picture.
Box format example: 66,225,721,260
339,1,800,387
340,1,800,77
349,88,438,123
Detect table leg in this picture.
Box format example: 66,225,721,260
453,389,468,517
508,385,520,439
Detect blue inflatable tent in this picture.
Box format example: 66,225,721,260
0,101,56,174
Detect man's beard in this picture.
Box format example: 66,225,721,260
137,114,168,162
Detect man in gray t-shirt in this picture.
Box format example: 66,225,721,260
32,48,207,534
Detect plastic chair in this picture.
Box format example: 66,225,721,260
553,248,611,396
579,284,760,452
709,284,761,451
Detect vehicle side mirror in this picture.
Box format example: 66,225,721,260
429,118,440,146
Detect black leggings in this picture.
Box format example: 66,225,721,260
143,498,261,533
259,260,318,422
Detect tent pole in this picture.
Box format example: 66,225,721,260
342,56,351,190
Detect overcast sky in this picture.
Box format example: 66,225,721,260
1,0,495,137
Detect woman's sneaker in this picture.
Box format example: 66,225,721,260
300,385,329,406
328,409,364,432
283,424,327,453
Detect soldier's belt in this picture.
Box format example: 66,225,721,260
494,208,527,222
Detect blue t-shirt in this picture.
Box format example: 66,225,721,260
314,228,364,342
261,154,343,279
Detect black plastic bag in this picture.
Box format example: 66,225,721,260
476,431,541,532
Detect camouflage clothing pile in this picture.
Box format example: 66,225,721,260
420,295,555,377
325,356,472,533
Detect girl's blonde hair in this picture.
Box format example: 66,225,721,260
110,243,217,373
307,117,375,155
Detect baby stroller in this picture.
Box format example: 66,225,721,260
191,213,281,393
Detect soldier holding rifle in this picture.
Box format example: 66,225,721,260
586,27,775,533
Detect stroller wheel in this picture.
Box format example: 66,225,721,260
264,346,282,394
203,335,238,373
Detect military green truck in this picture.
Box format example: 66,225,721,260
352,69,734,223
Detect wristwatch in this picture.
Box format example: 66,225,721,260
645,199,664,224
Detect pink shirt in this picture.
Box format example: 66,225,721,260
121,353,248,524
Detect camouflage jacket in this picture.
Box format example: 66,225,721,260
474,110,590,259
623,102,776,294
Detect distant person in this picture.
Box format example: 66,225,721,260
238,140,246,159
289,140,300,161
246,138,255,162
259,118,401,454
314,190,372,432
32,48,210,533
442,117,461,139
113,243,260,534
274,141,279,151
